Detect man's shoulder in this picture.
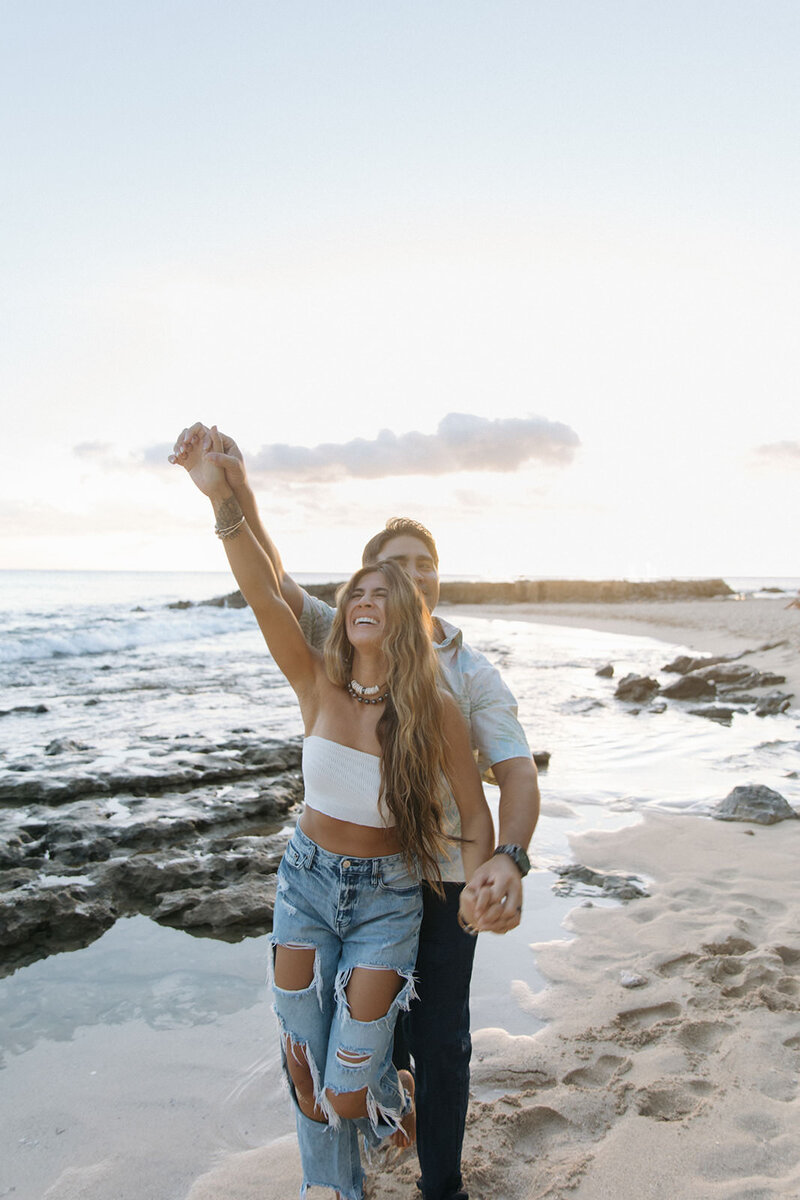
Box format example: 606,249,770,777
437,618,501,676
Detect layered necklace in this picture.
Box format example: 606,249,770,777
347,678,390,705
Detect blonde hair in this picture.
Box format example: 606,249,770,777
325,560,451,891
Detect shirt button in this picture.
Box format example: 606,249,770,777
342,860,351,869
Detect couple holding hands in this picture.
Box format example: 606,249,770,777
171,423,539,1200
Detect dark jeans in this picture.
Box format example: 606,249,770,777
393,881,477,1200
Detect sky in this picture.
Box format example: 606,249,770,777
3,0,798,580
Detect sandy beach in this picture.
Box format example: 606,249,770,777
180,595,800,1200
449,595,800,702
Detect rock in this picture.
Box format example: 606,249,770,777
661,675,717,700
615,674,660,703
755,693,793,716
662,654,730,675
691,662,757,684
553,864,650,900
45,738,88,756
596,664,614,678
168,590,249,611
751,672,787,688
717,671,787,692
649,701,667,714
533,750,551,769
201,590,248,609
0,884,117,952
0,704,49,717
151,876,278,933
689,706,738,725
713,784,799,825
620,972,648,989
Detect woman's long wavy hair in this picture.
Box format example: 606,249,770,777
324,560,451,892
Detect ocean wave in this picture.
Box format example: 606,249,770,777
0,605,256,665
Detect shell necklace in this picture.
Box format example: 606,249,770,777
347,679,390,704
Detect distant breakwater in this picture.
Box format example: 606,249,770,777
173,577,735,611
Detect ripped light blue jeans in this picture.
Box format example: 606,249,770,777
271,824,423,1200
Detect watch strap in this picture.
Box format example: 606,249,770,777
492,843,530,877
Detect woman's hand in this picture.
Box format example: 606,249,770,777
459,854,523,935
169,423,247,491
170,425,230,499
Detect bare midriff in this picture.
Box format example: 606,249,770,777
299,806,403,858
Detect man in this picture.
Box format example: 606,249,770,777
171,425,540,1200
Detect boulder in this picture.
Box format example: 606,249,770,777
713,785,799,825
595,664,614,678
615,674,660,703
755,692,793,717
661,675,716,700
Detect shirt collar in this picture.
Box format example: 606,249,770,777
433,615,463,650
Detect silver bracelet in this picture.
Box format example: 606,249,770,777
214,515,245,539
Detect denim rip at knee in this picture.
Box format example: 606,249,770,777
270,825,422,1196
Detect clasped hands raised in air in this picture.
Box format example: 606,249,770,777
169,420,528,937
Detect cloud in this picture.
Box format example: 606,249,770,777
73,441,114,461
755,440,800,464
247,413,580,481
73,441,173,471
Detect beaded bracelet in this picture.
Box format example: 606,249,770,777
214,515,245,539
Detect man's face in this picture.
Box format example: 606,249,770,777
375,535,440,613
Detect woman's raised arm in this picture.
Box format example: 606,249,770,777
174,427,319,698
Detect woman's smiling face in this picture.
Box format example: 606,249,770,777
345,571,390,647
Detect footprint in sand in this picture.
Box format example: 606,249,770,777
562,1053,631,1088
656,951,700,977
676,1019,734,1054
634,1078,713,1121
773,944,800,969
616,1001,682,1029
701,936,756,956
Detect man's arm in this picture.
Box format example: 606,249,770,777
462,755,539,934
171,423,305,617
444,651,539,934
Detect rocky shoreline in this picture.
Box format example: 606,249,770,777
172,577,737,611
607,642,794,723
0,733,303,978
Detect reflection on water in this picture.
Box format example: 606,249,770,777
0,916,268,1063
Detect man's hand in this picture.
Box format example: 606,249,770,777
171,425,229,499
459,852,524,935
169,423,247,491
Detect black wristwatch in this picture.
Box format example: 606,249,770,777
492,844,531,878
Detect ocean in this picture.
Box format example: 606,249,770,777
1,569,798,1199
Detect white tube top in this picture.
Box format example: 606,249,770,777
302,735,394,829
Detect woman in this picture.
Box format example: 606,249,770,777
174,428,493,1200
